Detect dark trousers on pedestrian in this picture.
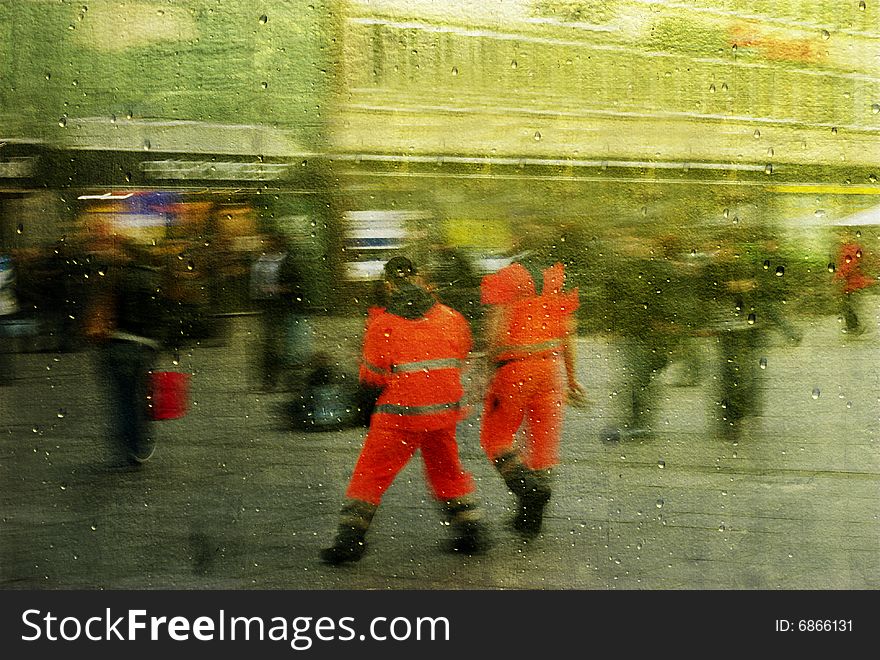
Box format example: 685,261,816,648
99,340,157,463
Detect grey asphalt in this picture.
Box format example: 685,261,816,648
1,309,878,590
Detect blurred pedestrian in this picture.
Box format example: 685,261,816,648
321,256,490,564
705,230,801,441
84,240,170,466
833,236,875,335
479,260,584,538
249,233,308,391
0,253,19,385
600,232,707,442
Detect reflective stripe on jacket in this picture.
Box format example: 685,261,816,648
359,302,472,430
481,262,579,364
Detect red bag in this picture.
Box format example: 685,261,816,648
148,371,190,421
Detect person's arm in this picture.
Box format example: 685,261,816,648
563,317,587,405
358,317,391,389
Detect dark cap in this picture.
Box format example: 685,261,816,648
383,256,417,283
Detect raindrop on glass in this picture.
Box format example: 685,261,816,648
812,388,821,400
534,131,542,141
859,1,866,11
259,14,268,24
753,129,761,138
872,104,880,115
821,29,830,40
58,116,67,128
451,66,458,76
657,459,665,469
759,357,768,369
775,265,784,277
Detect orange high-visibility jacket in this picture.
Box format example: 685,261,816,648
359,302,473,430
481,262,579,363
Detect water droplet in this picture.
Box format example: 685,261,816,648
157,9,165,16
143,139,151,151
753,129,761,138
812,388,821,400
259,14,268,24
831,126,838,135
763,259,771,270
709,83,716,93
57,409,66,419
655,499,664,508
186,260,194,271
723,208,730,218
718,523,726,532
510,60,518,69
58,116,67,128
847,401,853,409
821,29,830,40
534,131,542,141
747,313,756,325
451,66,458,76
827,262,836,273
767,147,774,157
261,81,268,89
869,173,878,183
16,224,23,234
859,1,866,11
721,82,729,91
775,265,785,277
764,163,773,174
45,72,51,81
872,104,879,115
657,459,666,469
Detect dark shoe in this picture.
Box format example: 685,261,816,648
129,437,156,464
442,497,491,555
512,487,551,539
447,521,492,555
320,500,376,566
320,535,367,565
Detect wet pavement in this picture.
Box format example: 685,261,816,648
1,310,879,590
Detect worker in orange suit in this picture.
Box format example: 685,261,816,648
321,256,490,565
479,261,585,538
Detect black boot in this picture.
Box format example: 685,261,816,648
320,499,376,565
511,469,551,538
442,497,491,555
494,452,552,539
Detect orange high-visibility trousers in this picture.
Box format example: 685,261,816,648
479,356,565,471
345,420,475,506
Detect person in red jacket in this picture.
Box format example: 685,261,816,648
321,256,490,565
479,261,584,538
834,239,875,335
